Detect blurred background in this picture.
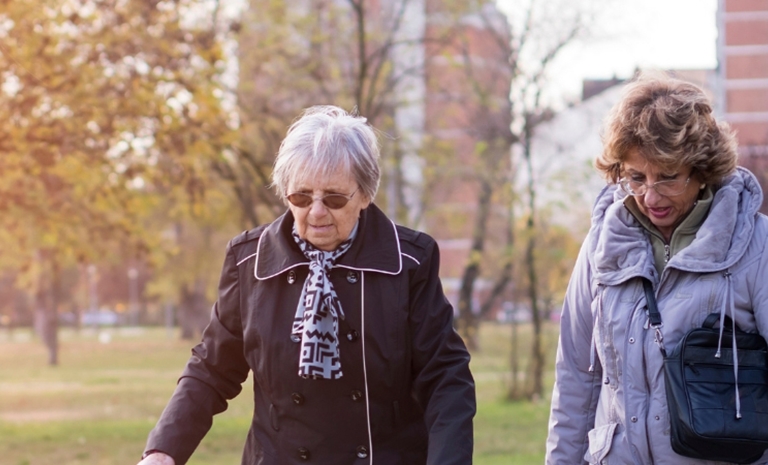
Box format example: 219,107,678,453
1,0,766,463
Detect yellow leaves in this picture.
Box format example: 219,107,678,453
473,140,490,158
0,0,236,277
467,249,484,266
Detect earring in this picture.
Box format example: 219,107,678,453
700,184,706,190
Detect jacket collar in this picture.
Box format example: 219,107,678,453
254,203,402,280
590,167,763,284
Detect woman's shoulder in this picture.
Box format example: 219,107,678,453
230,224,269,246
363,204,437,262
227,224,270,264
394,223,438,253
395,223,434,246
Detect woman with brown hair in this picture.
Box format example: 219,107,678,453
546,72,768,464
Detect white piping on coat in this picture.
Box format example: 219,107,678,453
236,251,258,266
360,271,373,464
401,253,420,265
335,219,405,275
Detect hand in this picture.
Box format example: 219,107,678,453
137,451,175,465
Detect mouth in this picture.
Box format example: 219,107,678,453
648,207,671,219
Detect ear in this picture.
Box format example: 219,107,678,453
361,196,372,210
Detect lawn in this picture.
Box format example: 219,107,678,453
0,322,559,464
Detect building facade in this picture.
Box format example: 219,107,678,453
717,0,768,212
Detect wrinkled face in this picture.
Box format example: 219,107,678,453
622,148,703,241
287,170,370,251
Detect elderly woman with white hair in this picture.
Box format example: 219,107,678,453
137,105,475,465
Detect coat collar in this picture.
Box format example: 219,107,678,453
254,203,402,280
589,167,763,284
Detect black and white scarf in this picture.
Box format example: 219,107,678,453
291,224,357,380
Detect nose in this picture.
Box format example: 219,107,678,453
643,185,663,206
308,197,329,216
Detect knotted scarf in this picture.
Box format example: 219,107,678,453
291,223,358,379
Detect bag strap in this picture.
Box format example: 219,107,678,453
642,278,667,356
642,278,662,327
701,312,744,333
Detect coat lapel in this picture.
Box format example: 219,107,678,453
254,210,307,280
254,203,402,280
336,204,401,275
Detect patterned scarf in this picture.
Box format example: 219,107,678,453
291,223,357,380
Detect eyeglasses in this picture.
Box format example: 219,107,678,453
286,189,358,209
619,176,690,197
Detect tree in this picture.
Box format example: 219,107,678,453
230,0,476,230
0,0,235,363
504,0,599,400
504,214,581,399
144,188,242,339
427,0,597,397
418,2,516,350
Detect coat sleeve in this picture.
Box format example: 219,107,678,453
752,217,768,338
408,238,476,465
545,238,602,465
144,240,250,465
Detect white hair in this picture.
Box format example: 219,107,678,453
271,105,381,201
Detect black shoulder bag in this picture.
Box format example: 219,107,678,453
643,278,768,464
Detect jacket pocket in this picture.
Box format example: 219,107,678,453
585,422,618,464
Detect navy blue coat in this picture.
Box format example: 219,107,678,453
144,203,475,464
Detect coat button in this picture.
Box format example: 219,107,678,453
603,377,610,385
631,416,638,422
356,445,368,459
629,337,635,344
287,271,297,284
298,447,310,461
346,271,359,283
291,392,305,405
346,330,360,342
350,389,363,401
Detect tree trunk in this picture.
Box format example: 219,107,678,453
178,281,210,340
456,180,493,350
34,255,60,366
525,234,543,400
506,320,520,399
522,125,544,400
478,210,515,319
456,261,481,351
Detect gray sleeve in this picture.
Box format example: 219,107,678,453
545,238,602,465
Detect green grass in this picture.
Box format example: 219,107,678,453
0,322,558,464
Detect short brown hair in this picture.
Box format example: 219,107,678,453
595,72,738,185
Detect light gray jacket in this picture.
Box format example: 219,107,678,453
546,167,768,465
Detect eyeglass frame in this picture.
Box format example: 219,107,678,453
619,176,691,197
285,188,359,210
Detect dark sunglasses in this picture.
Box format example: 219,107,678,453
286,189,358,209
